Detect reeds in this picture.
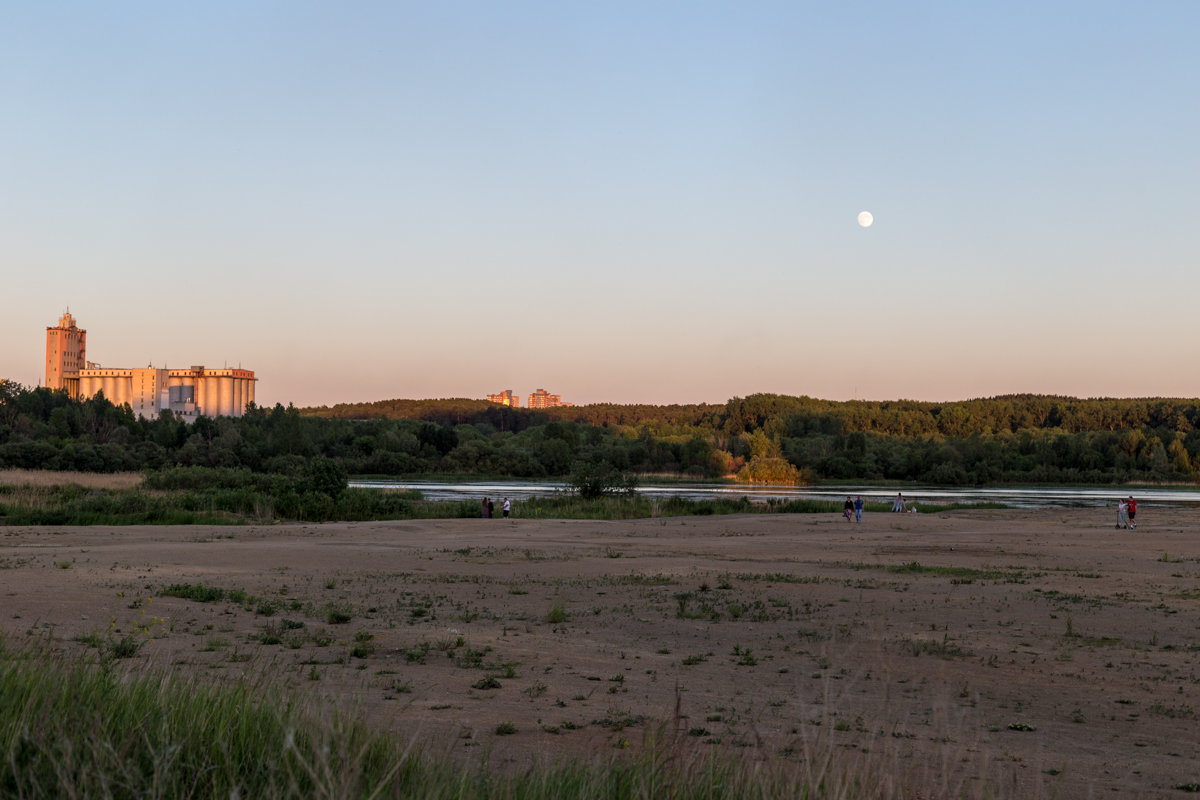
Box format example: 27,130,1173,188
0,469,143,489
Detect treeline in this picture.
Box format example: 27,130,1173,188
0,384,728,480
3,381,1199,485
310,393,1200,438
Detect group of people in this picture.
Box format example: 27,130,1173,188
480,497,511,519
1116,496,1138,529
842,496,864,523
841,493,923,522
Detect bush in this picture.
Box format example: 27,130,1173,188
568,460,638,499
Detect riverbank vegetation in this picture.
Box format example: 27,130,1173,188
2,465,929,524
2,382,1198,488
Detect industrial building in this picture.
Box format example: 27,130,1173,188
45,311,256,420
45,311,86,398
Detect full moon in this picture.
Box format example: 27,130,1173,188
857,211,874,228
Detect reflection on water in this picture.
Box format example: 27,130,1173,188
347,479,1200,509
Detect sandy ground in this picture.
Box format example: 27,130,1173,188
3,508,1200,798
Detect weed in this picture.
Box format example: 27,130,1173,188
405,642,432,664
160,583,226,603
901,634,971,660
731,645,757,666
592,709,646,730
453,647,490,669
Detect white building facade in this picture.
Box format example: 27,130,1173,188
77,366,257,420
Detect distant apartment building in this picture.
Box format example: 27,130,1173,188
527,389,571,409
44,311,256,420
45,311,87,397
487,389,520,408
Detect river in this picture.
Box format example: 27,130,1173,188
347,479,1200,509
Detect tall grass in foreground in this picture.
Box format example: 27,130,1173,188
0,644,409,799
0,643,1006,799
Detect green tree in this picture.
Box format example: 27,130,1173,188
568,460,638,499
307,457,348,499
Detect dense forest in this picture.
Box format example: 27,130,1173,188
2,380,1199,485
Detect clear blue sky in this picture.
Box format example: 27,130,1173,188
3,2,1197,407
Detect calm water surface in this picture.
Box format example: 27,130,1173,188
347,480,1200,509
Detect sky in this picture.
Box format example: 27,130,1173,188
3,2,1197,408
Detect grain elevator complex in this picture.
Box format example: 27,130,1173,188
45,312,256,420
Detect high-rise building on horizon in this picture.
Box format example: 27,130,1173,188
487,389,520,407
527,388,571,409
44,311,256,420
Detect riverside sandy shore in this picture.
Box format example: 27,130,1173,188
3,508,1199,798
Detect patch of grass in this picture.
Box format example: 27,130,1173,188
733,573,822,585
881,562,1029,583
73,632,144,659
160,583,227,603
350,631,375,659
900,634,972,660
592,709,647,730
453,647,490,669
0,469,144,490
404,642,432,664
731,645,757,666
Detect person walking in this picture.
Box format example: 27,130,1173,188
1117,498,1128,529
1127,496,1137,530
487,498,494,519
854,495,864,523
502,497,511,519
843,496,854,522
481,497,489,519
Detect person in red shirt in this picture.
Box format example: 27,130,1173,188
1126,496,1137,530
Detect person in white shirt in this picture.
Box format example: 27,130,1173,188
502,497,511,519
